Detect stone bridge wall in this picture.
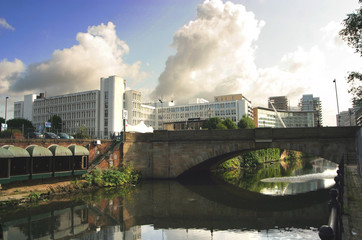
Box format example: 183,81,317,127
122,127,360,179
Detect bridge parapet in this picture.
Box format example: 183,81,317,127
122,127,361,179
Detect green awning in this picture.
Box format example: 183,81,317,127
26,145,53,157
2,145,30,158
48,145,73,156
0,147,14,158
68,145,89,156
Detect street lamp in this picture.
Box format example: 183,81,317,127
333,79,340,126
158,99,164,130
4,96,8,123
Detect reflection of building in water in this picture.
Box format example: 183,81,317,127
0,205,88,240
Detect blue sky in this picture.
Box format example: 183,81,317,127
0,0,361,126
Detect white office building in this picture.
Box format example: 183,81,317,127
253,107,315,128
148,95,253,130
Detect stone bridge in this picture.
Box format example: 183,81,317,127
122,127,362,178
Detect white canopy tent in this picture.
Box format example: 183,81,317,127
126,121,153,133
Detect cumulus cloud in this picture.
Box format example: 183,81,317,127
151,0,264,102
151,0,330,110
0,59,25,94
0,18,15,31
7,22,146,96
320,21,345,50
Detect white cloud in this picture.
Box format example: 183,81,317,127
0,18,15,31
320,21,345,50
7,22,146,96
0,58,25,94
151,0,264,102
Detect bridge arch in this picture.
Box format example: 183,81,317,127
122,127,360,179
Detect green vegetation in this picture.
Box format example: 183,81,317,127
340,2,362,106
0,129,21,138
74,125,90,139
219,148,281,170
29,192,42,202
237,114,256,129
48,115,62,133
5,118,34,137
202,117,237,130
84,165,140,187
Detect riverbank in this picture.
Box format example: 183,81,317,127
0,177,89,206
344,164,362,240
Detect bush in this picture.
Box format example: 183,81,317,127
84,165,140,187
0,129,21,139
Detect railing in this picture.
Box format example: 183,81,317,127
318,158,344,240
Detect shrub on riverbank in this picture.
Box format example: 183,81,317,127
84,165,140,187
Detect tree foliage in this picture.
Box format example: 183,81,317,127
6,118,34,135
48,115,62,133
223,118,237,129
0,117,4,124
340,2,362,105
203,117,237,130
237,115,256,129
74,125,90,139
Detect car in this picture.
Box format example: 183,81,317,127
58,133,70,139
44,132,60,139
28,132,44,139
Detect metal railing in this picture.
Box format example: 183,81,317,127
319,158,344,240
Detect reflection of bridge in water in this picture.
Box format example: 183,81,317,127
0,179,330,239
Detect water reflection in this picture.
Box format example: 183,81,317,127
217,157,337,196
0,159,333,240
260,158,338,195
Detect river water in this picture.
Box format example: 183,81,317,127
0,158,337,240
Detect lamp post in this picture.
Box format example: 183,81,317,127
4,96,8,123
158,99,164,130
333,79,340,126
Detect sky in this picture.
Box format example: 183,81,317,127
0,0,361,126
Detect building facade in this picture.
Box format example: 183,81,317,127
150,96,253,130
337,108,356,126
299,94,323,126
268,96,288,111
253,107,315,128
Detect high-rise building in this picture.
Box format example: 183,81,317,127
299,94,322,126
268,96,288,111
337,108,356,126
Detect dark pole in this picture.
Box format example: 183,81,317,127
333,79,340,126
5,96,8,123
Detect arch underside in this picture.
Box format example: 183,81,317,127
177,139,353,178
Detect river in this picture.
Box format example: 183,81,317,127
0,158,337,240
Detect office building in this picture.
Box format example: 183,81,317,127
150,95,253,130
337,108,356,126
253,107,315,128
268,96,288,111
299,94,323,126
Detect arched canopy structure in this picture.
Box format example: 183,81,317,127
3,145,30,181
48,145,73,177
68,145,89,175
0,147,13,183
26,145,53,179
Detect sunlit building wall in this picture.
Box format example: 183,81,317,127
253,107,315,128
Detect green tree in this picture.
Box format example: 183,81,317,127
0,117,5,124
223,118,237,129
340,2,362,105
6,118,34,136
202,117,223,129
48,115,62,133
216,122,227,129
237,115,256,129
74,125,90,139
